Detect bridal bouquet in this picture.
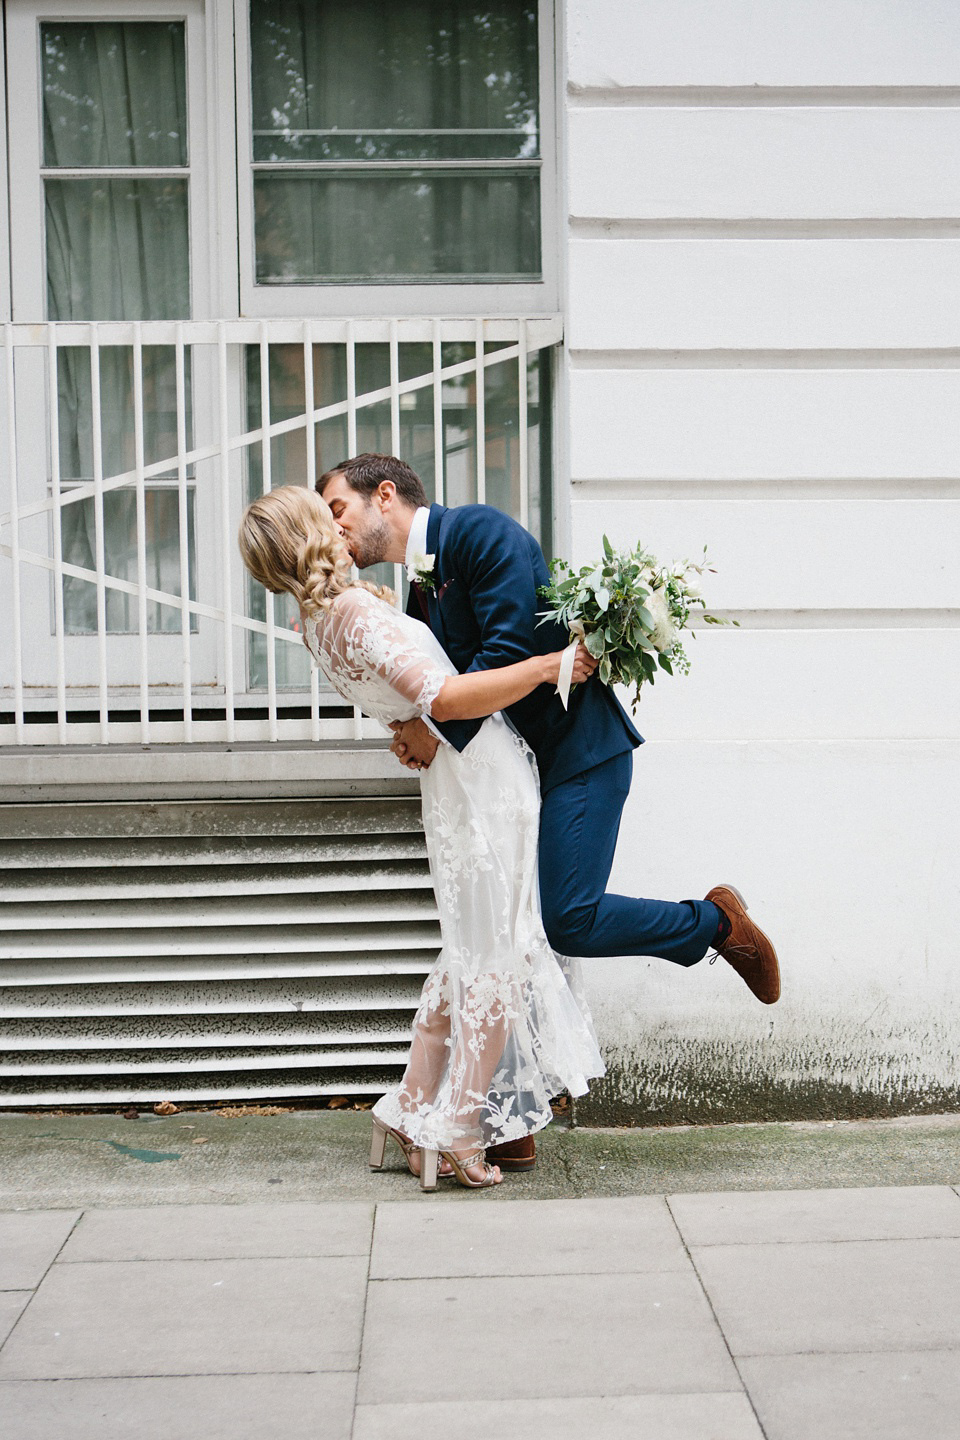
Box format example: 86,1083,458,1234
538,536,731,711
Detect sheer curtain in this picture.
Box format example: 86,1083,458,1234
250,1,540,282
42,22,192,633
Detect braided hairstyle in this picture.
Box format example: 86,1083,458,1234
238,485,392,615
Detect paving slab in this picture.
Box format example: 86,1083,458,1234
0,1255,367,1380
0,1212,81,1290
0,1293,31,1347
354,1392,764,1440
693,1237,960,1356
59,1201,373,1262
370,1195,689,1278
670,1185,960,1247
739,1351,960,1440
0,1372,357,1440
358,1270,740,1404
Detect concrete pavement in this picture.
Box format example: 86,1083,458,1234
1,1113,959,1437
3,1109,960,1208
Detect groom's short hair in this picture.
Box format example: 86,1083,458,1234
317,453,429,509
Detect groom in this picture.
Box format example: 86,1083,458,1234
318,454,780,1168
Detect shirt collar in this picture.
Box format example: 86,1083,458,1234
404,507,431,571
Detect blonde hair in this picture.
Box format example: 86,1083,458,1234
237,485,392,615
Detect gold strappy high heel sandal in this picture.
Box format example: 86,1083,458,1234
419,1146,501,1192
369,1117,422,1177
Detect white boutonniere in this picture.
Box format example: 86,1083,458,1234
407,552,437,591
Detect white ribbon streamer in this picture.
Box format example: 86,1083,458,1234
555,620,586,710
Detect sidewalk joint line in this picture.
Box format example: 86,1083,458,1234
350,1201,377,1440
665,1194,771,1440
0,1208,84,1360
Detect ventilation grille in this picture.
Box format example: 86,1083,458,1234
0,799,438,1106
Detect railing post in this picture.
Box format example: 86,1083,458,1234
258,320,278,742
45,325,68,743
133,323,150,744
474,316,486,506
4,325,24,743
89,323,109,744
303,318,321,743
432,318,444,506
175,322,193,742
345,319,363,739
217,322,236,744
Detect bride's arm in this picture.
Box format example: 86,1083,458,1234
429,645,595,722
326,588,595,725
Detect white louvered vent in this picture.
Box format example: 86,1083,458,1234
0,799,438,1106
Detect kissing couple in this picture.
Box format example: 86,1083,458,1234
239,453,780,1192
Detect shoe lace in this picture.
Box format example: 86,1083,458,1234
709,943,758,967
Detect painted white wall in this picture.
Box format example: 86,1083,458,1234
563,0,960,1118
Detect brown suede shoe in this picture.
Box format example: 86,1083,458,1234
705,885,781,1005
485,1135,536,1172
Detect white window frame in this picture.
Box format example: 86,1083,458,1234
6,0,226,324
0,19,10,324
3,0,241,698
233,0,559,318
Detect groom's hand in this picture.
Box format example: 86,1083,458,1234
389,718,440,771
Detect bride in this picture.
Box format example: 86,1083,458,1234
239,485,604,1191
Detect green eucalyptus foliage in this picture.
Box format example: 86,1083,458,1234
537,537,733,711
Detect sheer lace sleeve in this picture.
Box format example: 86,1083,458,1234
309,587,453,722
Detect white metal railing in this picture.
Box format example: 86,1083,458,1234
1,316,561,747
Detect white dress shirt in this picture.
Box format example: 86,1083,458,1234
404,506,431,573
403,506,447,746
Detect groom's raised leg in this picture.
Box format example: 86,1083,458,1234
538,752,720,966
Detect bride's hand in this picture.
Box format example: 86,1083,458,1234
543,643,598,686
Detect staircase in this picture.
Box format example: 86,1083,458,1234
0,798,440,1106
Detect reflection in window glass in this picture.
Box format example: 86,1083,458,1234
250,1,540,283
42,22,187,168
243,342,551,690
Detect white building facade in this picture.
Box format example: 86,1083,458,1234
1,0,958,1118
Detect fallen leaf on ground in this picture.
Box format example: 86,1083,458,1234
191,1136,210,1144
326,1097,350,1109
154,1101,179,1116
214,1105,294,1118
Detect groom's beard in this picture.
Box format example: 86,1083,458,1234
347,510,391,570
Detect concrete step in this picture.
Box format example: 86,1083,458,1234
0,928,441,976
0,974,427,1019
0,1009,417,1050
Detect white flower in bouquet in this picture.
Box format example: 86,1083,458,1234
643,587,679,653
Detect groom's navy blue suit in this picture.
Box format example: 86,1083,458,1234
406,504,720,966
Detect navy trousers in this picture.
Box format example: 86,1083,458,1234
537,751,720,967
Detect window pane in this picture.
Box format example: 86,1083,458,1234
61,489,197,635
251,2,538,162
46,180,189,321
250,1,541,283
42,22,187,168
254,172,540,283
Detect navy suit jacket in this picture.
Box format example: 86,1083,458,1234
405,504,641,793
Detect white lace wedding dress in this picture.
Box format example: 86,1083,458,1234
303,585,604,1151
